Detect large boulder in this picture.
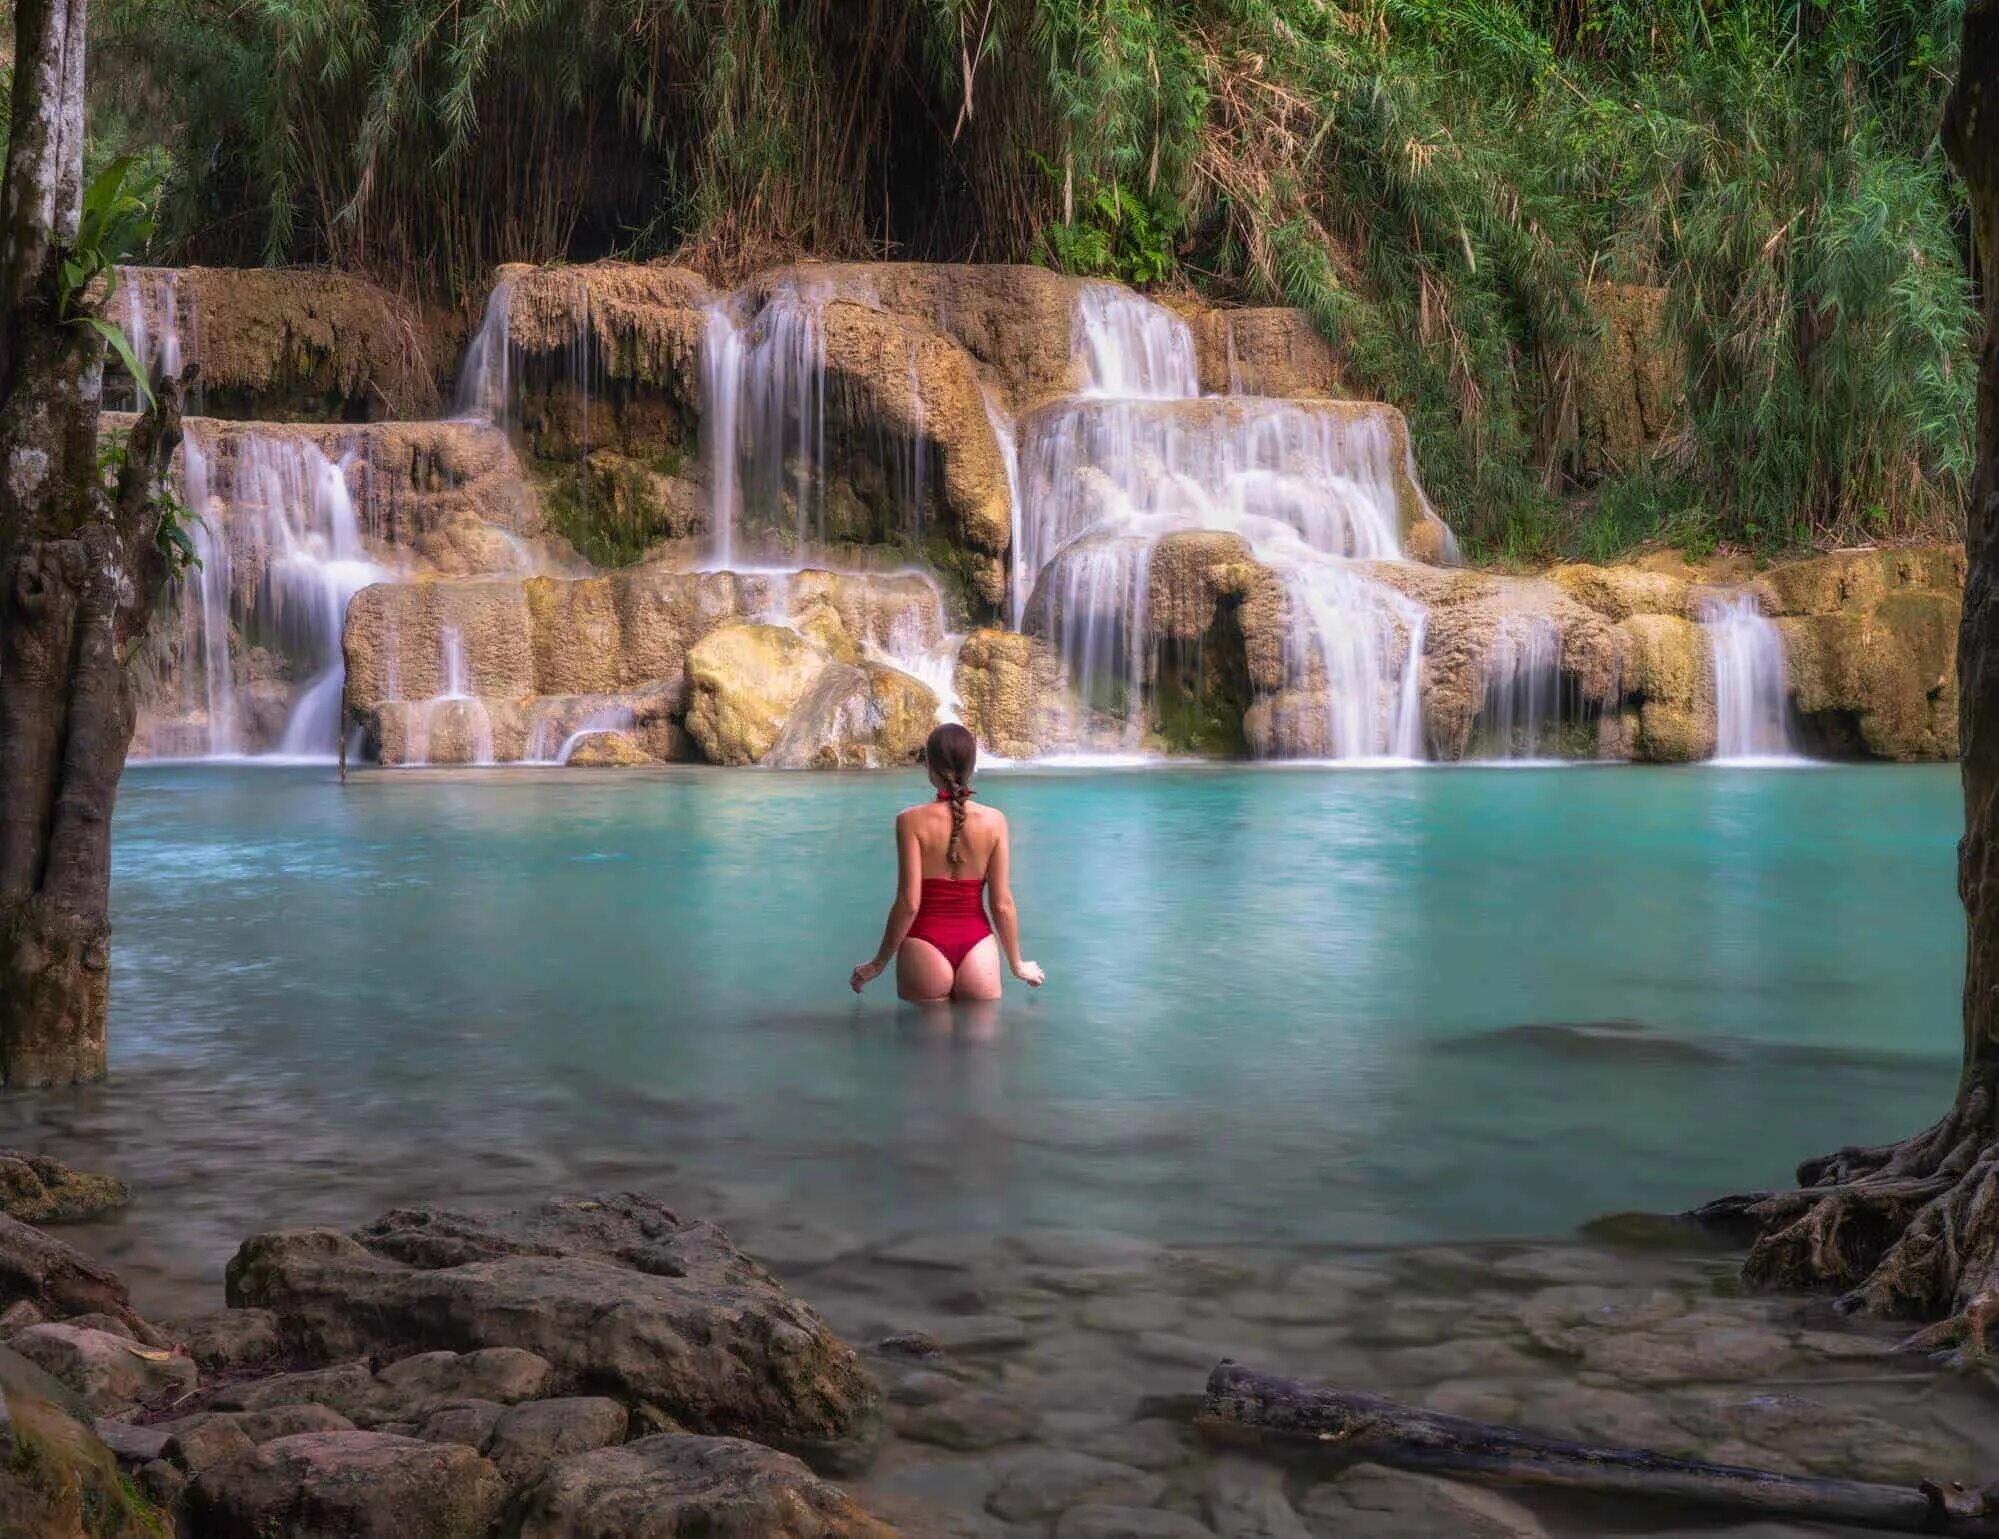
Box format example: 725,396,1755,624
953,630,1067,760
0,1344,166,1538
763,662,938,769
684,623,829,765
185,1430,507,1539
0,1215,141,1330
225,1195,881,1467
0,1153,127,1225
507,1433,894,1538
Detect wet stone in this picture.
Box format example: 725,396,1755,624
374,1347,555,1414
186,1430,507,1539
163,1414,257,1473
879,1234,1001,1270
1516,1385,1691,1455
1055,1505,1217,1539
897,1389,1040,1451
855,1486,1012,1538
9,1321,198,1413
484,1396,629,1483
1080,1294,1185,1334
1130,1331,1234,1370
1299,1462,1550,1538
887,1368,967,1407
1420,1380,1524,1424
1227,1290,1349,1327
1202,1453,1311,1539
167,1307,282,1371
418,1399,507,1449
507,1432,888,1538
1490,1247,1631,1287
94,1415,171,1464
922,1315,1031,1355
1380,1337,1541,1384
212,1360,378,1419
1581,1323,1794,1385
986,1448,1166,1523
1074,1418,1194,1472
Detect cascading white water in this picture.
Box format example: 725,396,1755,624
1475,615,1567,761
112,267,193,409
740,283,828,552
524,700,640,765
176,430,387,759
1075,284,1200,399
1701,591,1799,763
456,280,514,421
1017,382,1428,759
405,625,495,766
700,301,746,568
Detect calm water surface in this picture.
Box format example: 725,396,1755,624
4,761,1963,1309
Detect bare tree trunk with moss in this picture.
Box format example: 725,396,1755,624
1694,1,1999,1354
0,0,184,1086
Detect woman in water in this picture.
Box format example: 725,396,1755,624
850,723,1045,1002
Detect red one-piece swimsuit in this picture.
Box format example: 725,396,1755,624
905,794,994,968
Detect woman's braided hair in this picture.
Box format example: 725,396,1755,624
926,723,978,870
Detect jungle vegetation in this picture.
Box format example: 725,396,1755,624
87,0,1976,561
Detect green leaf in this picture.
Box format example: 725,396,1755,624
82,316,155,409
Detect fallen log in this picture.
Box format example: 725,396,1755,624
1197,1361,1999,1536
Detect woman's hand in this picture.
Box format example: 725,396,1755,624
1012,960,1046,987
850,959,886,993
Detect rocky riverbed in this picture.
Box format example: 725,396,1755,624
3,1159,1994,1539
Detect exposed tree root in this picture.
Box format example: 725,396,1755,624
1691,1077,1999,1358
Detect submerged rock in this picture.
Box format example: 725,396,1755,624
1300,1462,1550,1538
225,1194,881,1467
508,1432,894,1538
0,1152,128,1225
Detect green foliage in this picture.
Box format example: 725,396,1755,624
56,157,159,406
1035,169,1177,283
90,0,1975,559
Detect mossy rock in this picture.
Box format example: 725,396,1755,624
0,1346,167,1538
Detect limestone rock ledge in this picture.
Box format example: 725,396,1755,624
344,567,948,768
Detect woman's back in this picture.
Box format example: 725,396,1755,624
902,798,1003,880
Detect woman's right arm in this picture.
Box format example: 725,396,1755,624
851,814,923,992
985,818,1044,987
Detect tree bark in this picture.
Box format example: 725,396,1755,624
0,0,184,1086
1692,3,1999,1350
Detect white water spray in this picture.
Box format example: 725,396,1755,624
1701,591,1799,763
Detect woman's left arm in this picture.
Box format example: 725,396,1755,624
851,815,923,992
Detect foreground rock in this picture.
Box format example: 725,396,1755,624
0,1152,129,1225
9,1322,197,1414
226,1193,881,1465
186,1430,507,1539
0,1344,165,1537
509,1432,894,1538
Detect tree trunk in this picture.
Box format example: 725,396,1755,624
0,0,184,1087
1692,2,1999,1351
